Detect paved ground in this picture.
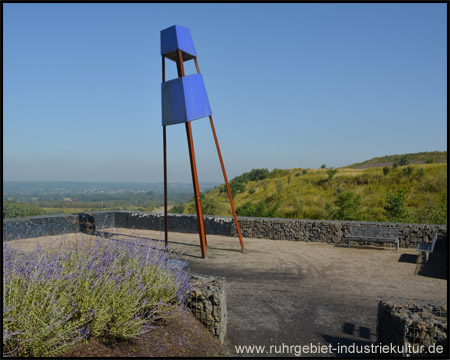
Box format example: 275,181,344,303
7,230,447,357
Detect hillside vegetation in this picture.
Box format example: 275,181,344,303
345,151,446,169
173,162,447,225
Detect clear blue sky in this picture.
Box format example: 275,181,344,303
3,3,447,182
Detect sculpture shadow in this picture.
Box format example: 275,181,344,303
319,322,378,357
342,322,375,340
96,231,242,259
319,334,378,358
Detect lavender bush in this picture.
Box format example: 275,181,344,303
3,236,190,357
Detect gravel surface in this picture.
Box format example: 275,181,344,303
7,230,447,357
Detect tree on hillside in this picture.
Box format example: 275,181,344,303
399,155,410,166
223,168,270,197
236,194,281,218
230,181,245,198
326,168,338,181
201,196,220,215
331,191,362,221
384,189,408,221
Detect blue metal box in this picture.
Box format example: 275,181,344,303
162,74,212,126
161,25,197,62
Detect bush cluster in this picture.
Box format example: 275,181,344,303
3,237,190,357
236,194,281,218
221,168,270,198
3,201,47,219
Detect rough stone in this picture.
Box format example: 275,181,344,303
3,211,447,251
185,274,227,344
377,296,447,356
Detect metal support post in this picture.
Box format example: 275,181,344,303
177,50,208,258
162,56,168,246
194,57,245,252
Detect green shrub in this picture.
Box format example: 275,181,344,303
383,167,390,176
201,196,220,215
228,168,269,197
326,168,338,181
169,204,185,214
236,194,281,218
3,201,46,219
384,189,408,221
332,191,362,221
399,155,410,166
230,181,245,198
231,168,269,184
403,166,414,176
416,168,425,178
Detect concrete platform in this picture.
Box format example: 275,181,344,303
6,229,447,357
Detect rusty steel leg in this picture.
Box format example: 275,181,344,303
163,126,168,246
177,50,207,258
185,121,207,258
209,116,245,252
193,57,244,252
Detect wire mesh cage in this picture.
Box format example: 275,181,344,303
185,274,226,343
377,296,448,358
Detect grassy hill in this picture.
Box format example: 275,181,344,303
172,160,447,225
345,151,446,169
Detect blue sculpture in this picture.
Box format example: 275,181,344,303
161,25,212,126
161,74,212,126
160,25,244,258
161,25,197,61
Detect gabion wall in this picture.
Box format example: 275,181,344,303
185,274,227,344
114,212,447,249
3,211,115,241
377,297,448,357
3,211,447,250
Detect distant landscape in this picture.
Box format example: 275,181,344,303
3,182,218,219
3,151,447,225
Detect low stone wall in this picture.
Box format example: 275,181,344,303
3,211,447,250
2,211,115,241
114,211,234,237
185,274,227,344
235,217,447,250
377,297,448,357
114,212,447,250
